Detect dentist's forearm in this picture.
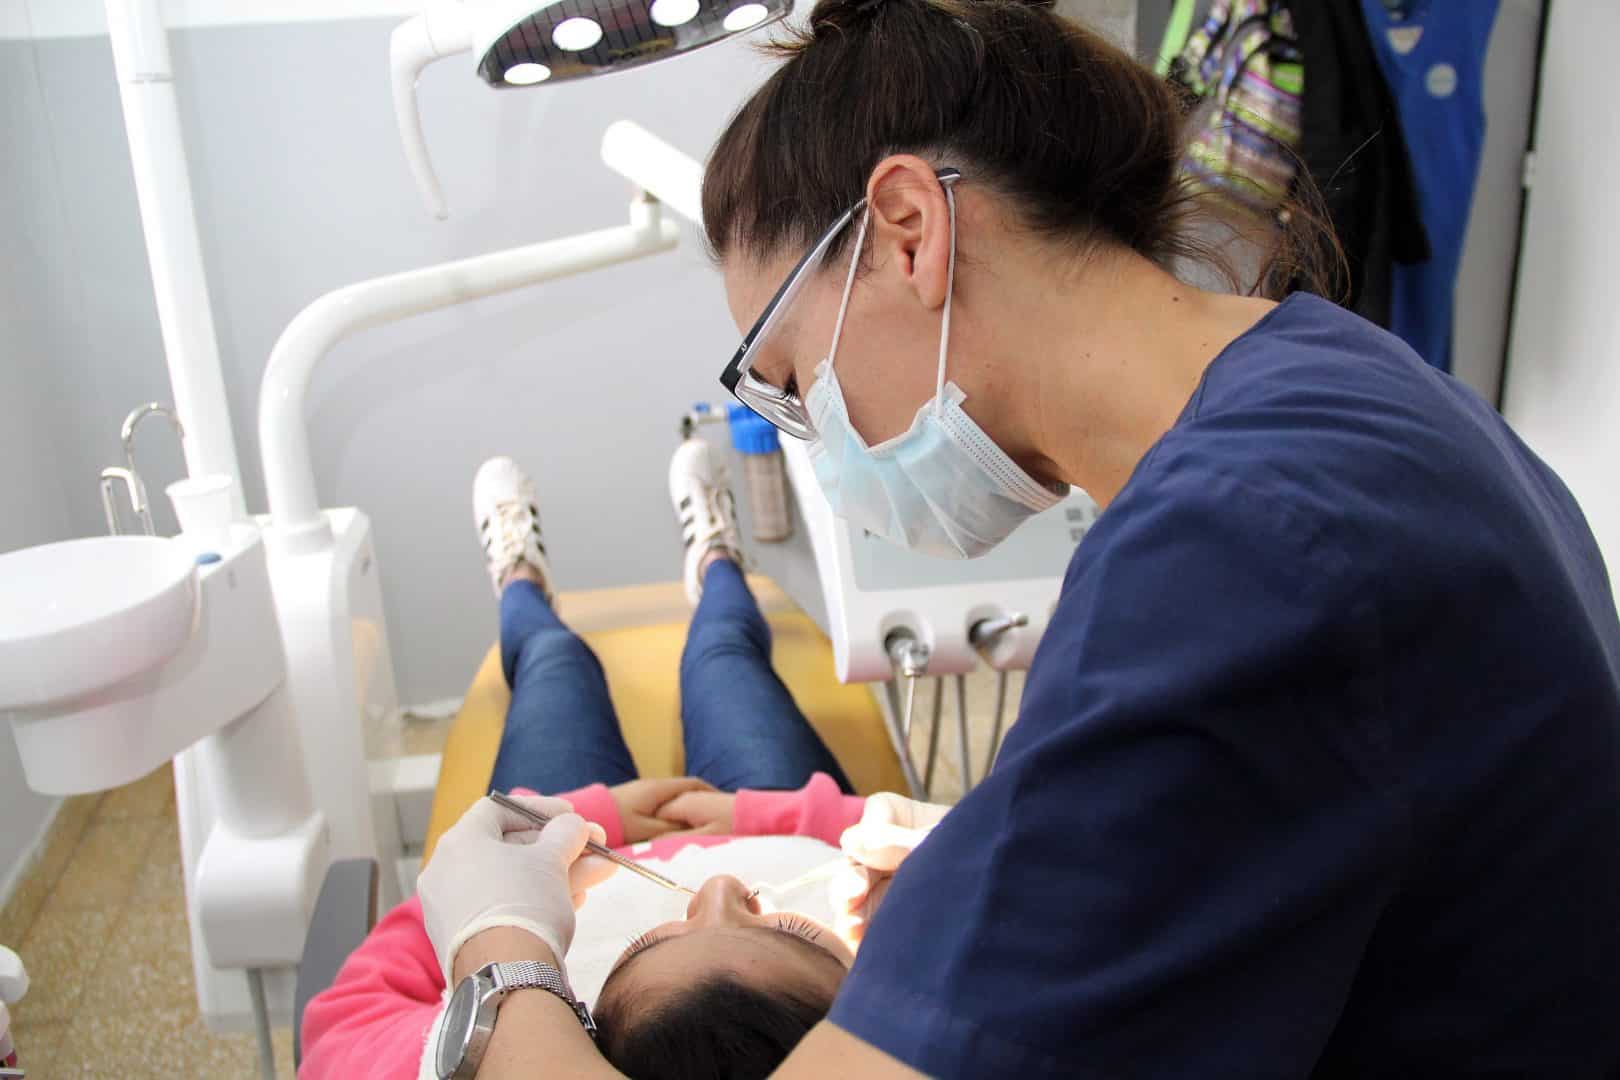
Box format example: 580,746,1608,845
453,927,626,1079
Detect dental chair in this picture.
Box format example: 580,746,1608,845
293,578,903,1065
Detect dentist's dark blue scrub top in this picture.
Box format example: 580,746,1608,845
828,294,1620,1078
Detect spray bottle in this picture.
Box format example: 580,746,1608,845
727,403,792,543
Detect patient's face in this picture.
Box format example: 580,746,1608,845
596,874,853,1012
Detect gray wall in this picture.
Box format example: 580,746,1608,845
1453,0,1542,403
0,32,73,898
2,0,1540,712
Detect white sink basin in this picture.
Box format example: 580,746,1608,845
0,536,197,711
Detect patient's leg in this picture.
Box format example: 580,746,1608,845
475,455,635,793
490,576,638,793
678,558,853,793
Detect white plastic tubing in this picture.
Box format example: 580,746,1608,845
389,3,472,221
105,0,246,514
257,197,681,552
600,120,705,226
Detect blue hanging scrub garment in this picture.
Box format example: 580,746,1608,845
1359,0,1501,372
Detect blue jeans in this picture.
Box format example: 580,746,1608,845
488,560,853,796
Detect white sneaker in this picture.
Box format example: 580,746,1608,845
472,456,554,600
668,439,743,606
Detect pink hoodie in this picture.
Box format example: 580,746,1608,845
298,773,863,1079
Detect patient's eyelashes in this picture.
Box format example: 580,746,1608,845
620,930,657,962
775,915,820,943
616,915,825,966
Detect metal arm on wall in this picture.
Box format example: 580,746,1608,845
258,185,679,554
257,121,698,553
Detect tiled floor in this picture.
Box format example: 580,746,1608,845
1,767,295,1080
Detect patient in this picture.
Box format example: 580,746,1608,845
590,870,854,1075
299,440,873,1080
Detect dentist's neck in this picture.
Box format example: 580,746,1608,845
977,247,1275,509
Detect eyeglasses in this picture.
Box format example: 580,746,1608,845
719,168,963,440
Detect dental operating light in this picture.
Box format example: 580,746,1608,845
391,0,792,218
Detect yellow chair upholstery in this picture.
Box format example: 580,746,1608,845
423,582,900,863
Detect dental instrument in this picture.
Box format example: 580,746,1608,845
970,614,1025,778
490,792,697,897
924,678,943,797
882,630,930,798
748,858,849,902
954,674,972,792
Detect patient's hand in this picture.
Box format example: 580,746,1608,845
610,777,716,843
654,790,737,835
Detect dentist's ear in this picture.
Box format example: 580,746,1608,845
865,154,955,312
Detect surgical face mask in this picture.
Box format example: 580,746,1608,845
804,187,1067,559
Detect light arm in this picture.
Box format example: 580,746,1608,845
390,3,472,220
600,121,705,226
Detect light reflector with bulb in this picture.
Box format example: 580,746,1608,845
650,0,701,28
477,0,792,88
552,15,605,51
503,61,552,83
722,2,769,31
391,0,794,219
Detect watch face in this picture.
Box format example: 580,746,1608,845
437,975,481,1078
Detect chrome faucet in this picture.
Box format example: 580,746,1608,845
100,403,185,536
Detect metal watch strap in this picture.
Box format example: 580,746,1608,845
487,961,597,1038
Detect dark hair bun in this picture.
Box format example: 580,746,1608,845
707,0,1344,301
810,0,1055,37
807,0,882,35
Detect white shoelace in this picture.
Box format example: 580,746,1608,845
690,487,738,553
485,500,538,574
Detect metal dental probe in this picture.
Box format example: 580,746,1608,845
748,858,848,901
491,790,697,897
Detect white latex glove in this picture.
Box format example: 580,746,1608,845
418,794,617,983
831,793,951,948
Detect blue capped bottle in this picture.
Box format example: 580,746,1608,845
727,403,792,543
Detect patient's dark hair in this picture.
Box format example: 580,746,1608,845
592,976,831,1079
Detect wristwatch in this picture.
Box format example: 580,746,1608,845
436,960,595,1079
